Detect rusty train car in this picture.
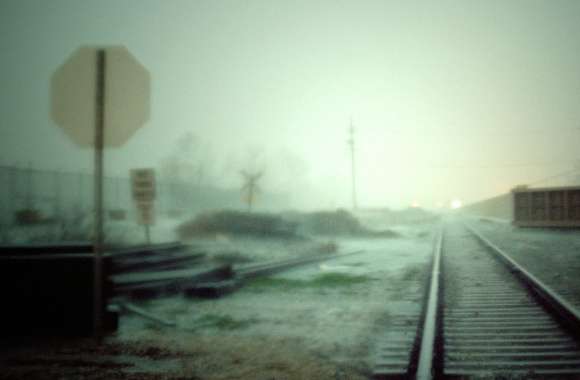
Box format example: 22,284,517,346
512,185,580,228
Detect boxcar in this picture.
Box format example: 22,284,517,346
512,185,580,228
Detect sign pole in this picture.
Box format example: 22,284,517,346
93,48,106,339
52,45,150,338
145,224,151,245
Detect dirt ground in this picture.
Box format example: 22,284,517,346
6,216,578,380
4,216,580,380
1,214,436,380
0,334,368,380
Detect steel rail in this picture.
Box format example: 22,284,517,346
236,249,365,279
116,302,176,327
414,227,443,380
373,228,444,379
443,223,580,376
466,224,580,340
109,242,186,258
410,223,580,378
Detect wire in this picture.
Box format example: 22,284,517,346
430,161,574,169
527,168,580,186
398,159,577,169
385,127,580,136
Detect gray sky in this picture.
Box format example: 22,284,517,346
2,0,580,209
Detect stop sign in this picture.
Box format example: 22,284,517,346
51,46,150,147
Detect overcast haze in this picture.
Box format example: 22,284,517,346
2,0,580,209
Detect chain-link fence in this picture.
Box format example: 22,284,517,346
0,164,287,232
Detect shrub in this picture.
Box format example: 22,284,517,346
301,209,363,235
177,210,298,239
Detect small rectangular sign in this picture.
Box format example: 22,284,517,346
135,201,154,225
131,168,155,201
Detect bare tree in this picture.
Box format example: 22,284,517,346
160,132,213,187
237,146,267,212
159,132,215,211
240,170,263,212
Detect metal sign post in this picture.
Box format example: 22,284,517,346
93,49,105,338
51,45,150,339
145,224,151,245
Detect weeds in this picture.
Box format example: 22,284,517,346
194,314,255,330
400,266,424,282
312,273,374,286
382,264,427,301
247,273,374,291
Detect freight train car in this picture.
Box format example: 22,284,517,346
459,193,513,221
512,185,580,227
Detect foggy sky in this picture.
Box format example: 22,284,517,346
2,0,580,209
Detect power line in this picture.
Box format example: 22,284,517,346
384,127,580,136
348,119,357,211
527,168,580,186
430,160,575,169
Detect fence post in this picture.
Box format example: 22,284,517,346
78,171,83,212
54,169,61,223
25,162,33,210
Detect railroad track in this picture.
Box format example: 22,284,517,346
476,226,580,310
184,249,366,298
374,222,580,379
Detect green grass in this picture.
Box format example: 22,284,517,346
400,266,424,282
246,272,374,291
194,314,255,330
311,272,374,286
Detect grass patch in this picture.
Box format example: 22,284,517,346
247,273,374,291
246,277,307,290
400,266,425,282
312,273,374,286
381,264,428,301
194,314,255,330
143,321,164,332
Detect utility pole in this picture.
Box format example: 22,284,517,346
240,170,263,212
26,162,33,210
348,119,358,211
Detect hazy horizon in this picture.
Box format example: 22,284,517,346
2,0,580,210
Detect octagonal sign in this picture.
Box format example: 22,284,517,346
51,46,150,147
